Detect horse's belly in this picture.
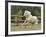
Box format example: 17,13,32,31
30,17,37,23
26,16,37,23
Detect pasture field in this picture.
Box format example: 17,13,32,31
11,23,41,31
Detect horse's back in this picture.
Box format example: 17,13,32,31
32,16,37,19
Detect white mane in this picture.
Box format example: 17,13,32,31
24,10,32,18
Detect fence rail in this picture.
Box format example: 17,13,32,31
11,15,25,24
11,15,23,17
11,15,41,25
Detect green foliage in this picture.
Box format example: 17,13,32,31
11,5,41,16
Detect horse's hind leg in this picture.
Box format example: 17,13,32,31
35,20,38,24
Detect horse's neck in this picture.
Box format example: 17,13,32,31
29,15,32,17
26,15,32,18
26,15,32,21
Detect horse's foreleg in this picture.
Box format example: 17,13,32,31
26,21,29,25
22,20,27,25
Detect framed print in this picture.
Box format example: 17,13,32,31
5,1,45,36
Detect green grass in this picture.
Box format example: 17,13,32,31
11,23,41,32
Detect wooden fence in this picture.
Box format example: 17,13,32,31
11,15,41,25
11,15,25,23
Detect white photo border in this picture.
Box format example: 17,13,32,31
8,2,44,35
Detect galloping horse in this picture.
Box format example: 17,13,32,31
23,10,38,25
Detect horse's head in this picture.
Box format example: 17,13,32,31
24,10,31,17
